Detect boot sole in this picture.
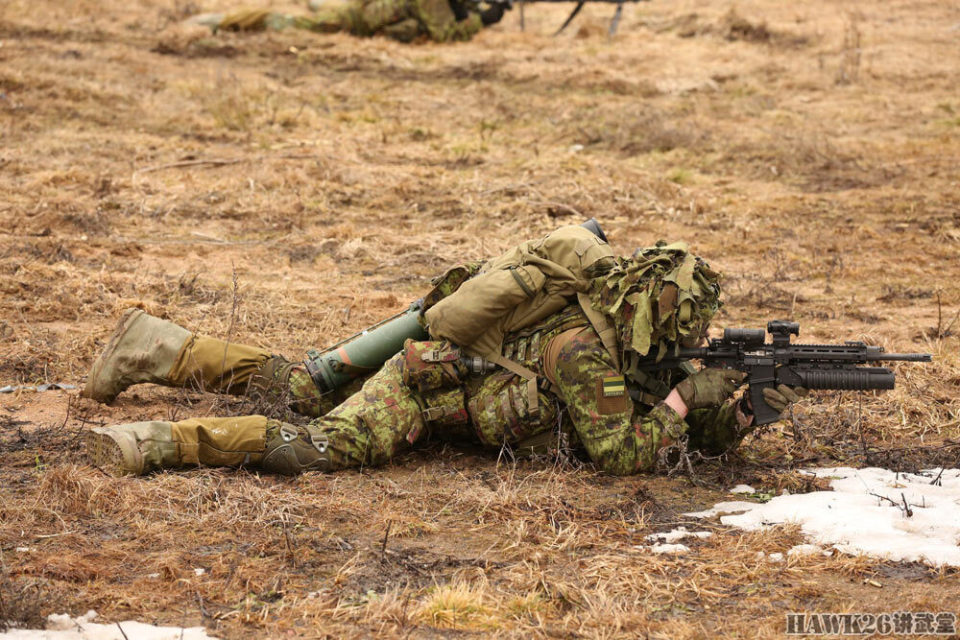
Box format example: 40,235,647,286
81,308,145,403
84,430,132,476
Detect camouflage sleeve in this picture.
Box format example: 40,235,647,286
412,0,482,42
552,328,689,475
686,399,750,455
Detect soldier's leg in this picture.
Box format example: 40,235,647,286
82,308,358,417
86,352,453,476
245,358,366,420
85,415,270,476
82,308,268,403
264,353,430,473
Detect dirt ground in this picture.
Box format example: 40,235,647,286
1,0,959,637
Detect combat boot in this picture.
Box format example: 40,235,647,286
85,421,179,476
82,309,191,404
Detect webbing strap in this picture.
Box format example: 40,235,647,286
577,292,621,371
488,353,540,415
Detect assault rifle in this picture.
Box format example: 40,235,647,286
475,0,650,36
639,320,932,426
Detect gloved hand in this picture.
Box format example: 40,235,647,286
762,384,809,414
675,368,747,411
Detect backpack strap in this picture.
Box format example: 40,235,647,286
577,292,621,371
487,353,541,415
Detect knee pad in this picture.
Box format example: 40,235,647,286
261,422,331,475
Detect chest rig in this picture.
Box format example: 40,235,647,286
463,305,590,447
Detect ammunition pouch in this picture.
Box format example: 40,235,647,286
419,387,470,434
468,375,560,447
400,339,466,393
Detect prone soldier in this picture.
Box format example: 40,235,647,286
188,0,509,44
82,223,803,476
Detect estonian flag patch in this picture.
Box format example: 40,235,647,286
602,375,626,397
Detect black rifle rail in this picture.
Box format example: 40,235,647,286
640,321,931,426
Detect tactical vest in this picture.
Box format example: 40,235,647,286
463,305,590,447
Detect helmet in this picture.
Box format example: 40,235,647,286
588,241,722,362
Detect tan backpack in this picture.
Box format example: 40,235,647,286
422,224,617,414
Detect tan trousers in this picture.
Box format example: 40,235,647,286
168,335,270,394
169,415,270,467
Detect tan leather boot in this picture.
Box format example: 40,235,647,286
85,421,179,476
82,309,191,404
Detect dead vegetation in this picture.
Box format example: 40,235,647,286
2,0,960,636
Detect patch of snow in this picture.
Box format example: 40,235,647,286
767,552,784,562
650,543,690,555
686,467,960,567
644,527,713,543
14,547,31,553
729,484,755,494
684,500,757,518
788,544,825,557
192,568,205,576
1,611,217,639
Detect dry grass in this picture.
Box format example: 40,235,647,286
2,0,960,636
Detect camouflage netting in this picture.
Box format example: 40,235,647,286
588,242,722,361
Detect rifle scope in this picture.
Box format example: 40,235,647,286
723,328,765,346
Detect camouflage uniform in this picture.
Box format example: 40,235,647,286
213,0,487,43
84,229,747,477
144,301,743,476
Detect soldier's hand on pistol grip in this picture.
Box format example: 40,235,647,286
675,368,747,411
762,384,809,415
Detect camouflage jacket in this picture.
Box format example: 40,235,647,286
339,0,483,41
461,304,744,475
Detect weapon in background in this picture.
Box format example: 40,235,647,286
475,0,649,36
304,218,609,394
640,320,932,426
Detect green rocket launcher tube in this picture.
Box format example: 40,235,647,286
303,218,609,395
304,300,428,394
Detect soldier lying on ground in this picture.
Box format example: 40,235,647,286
187,0,509,44
81,224,806,477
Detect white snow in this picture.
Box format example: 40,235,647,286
1,611,217,640
650,543,690,555
729,484,756,494
686,467,960,567
644,527,713,543
788,544,829,557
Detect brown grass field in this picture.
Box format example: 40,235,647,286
1,0,959,636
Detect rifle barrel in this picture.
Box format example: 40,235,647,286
874,353,933,362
